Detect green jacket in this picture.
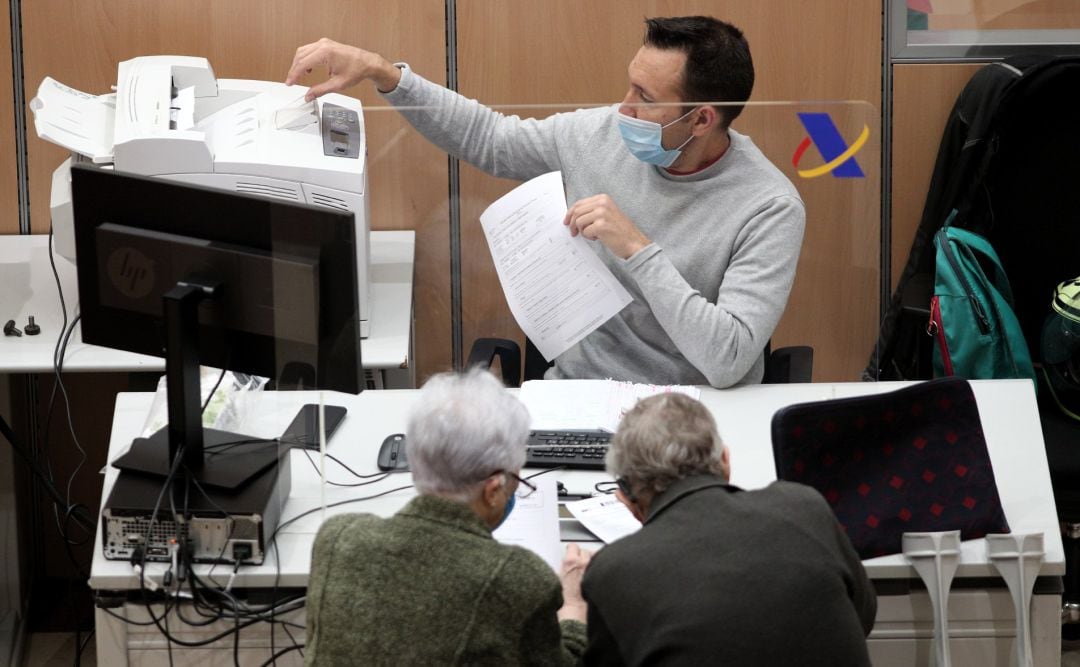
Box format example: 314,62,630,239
305,494,586,665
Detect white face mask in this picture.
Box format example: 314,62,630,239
617,108,695,168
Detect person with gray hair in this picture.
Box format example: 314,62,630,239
305,368,590,666
581,393,877,666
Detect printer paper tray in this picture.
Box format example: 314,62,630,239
30,76,115,162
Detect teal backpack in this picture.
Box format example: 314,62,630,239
928,211,1036,384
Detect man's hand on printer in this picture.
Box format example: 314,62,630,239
286,38,402,101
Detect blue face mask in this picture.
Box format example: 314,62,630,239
617,108,695,168
494,492,516,529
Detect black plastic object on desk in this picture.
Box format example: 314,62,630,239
377,433,409,471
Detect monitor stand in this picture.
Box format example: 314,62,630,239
110,280,275,492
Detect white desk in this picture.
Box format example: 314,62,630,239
89,380,1063,666
0,231,416,386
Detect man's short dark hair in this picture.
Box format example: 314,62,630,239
644,16,754,128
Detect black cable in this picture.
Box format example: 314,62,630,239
300,450,393,487
268,483,416,543
93,458,414,654
523,466,565,481
282,621,304,660
101,607,157,626
134,441,187,649
0,413,95,533
60,504,91,579
162,595,174,667
173,469,308,650
43,230,98,573
44,232,86,526
259,644,303,666
232,562,241,667
53,314,88,516
298,446,390,480
75,627,94,667
130,595,306,648
202,365,228,414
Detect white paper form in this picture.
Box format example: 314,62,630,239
564,494,641,544
480,171,632,361
493,474,563,572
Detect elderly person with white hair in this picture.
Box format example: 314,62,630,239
581,393,876,667
304,369,590,666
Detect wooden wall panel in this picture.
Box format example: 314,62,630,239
890,64,983,293
0,12,16,234
457,0,882,381
21,0,451,381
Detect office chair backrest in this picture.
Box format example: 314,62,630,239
468,337,813,386
762,341,814,384
771,377,1010,559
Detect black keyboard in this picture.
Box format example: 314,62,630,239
526,429,612,470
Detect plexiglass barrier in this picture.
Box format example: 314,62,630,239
358,99,880,385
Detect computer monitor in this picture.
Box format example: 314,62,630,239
71,164,362,489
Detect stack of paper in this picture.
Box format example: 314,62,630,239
519,379,701,432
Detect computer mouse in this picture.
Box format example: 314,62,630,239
377,433,409,471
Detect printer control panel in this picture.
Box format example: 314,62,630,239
321,102,361,159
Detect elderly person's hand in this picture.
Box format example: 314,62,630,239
557,543,592,623
286,38,402,101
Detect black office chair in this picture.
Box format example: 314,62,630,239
466,337,813,387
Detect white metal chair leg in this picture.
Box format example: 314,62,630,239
903,530,961,667
986,533,1045,667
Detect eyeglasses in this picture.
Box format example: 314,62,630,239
594,480,619,495
495,470,538,499
615,476,637,501
594,478,638,500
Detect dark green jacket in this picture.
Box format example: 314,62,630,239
306,494,586,665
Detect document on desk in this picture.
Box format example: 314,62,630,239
564,494,641,544
493,474,563,572
520,379,701,432
480,171,632,361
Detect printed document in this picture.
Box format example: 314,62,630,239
519,379,701,432
493,474,563,572
480,171,632,361
564,494,641,544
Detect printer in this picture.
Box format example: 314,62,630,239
31,55,373,337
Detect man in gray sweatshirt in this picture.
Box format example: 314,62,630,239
287,16,805,388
